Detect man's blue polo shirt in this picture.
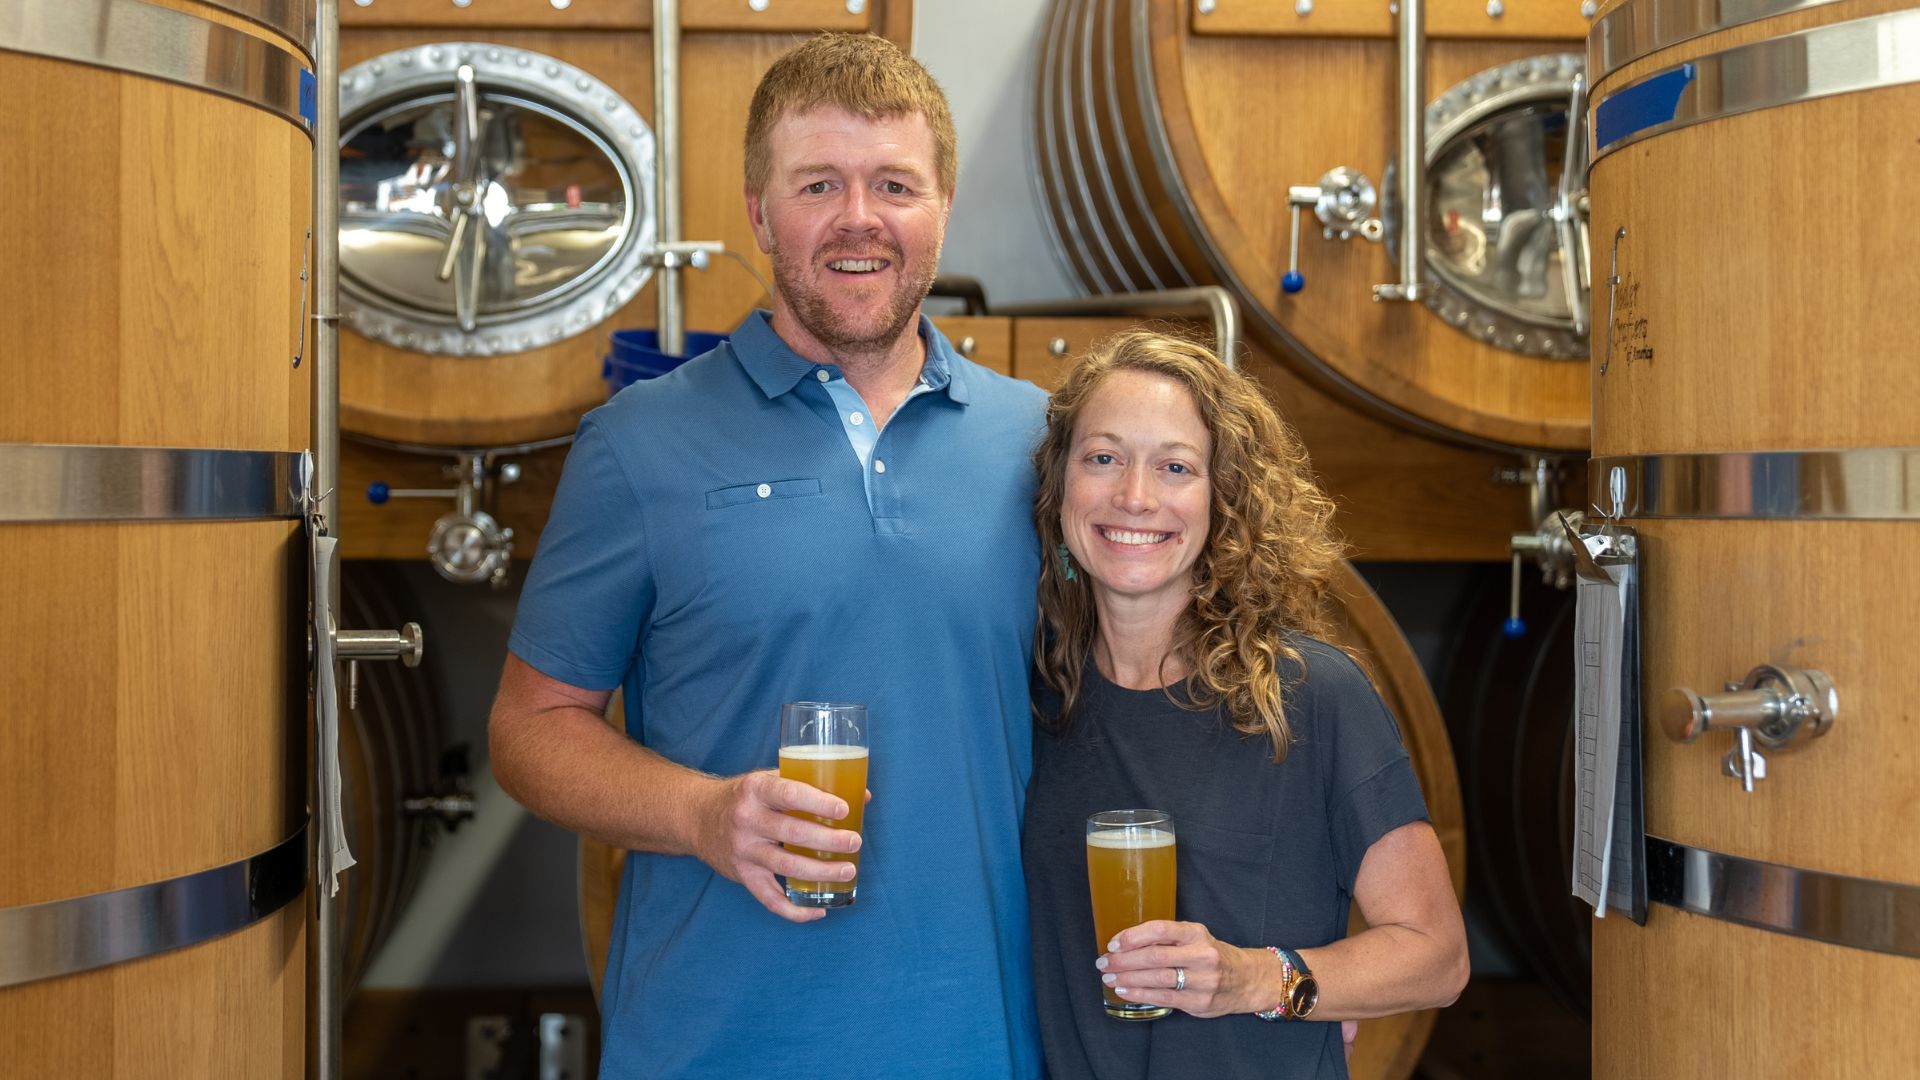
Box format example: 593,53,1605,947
509,311,1047,1078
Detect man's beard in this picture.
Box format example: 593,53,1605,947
769,236,940,353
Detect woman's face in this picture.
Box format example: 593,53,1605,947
1061,369,1212,618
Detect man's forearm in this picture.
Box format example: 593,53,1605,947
490,703,723,856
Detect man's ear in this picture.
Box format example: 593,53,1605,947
745,187,773,255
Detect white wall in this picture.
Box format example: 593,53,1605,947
915,0,1082,306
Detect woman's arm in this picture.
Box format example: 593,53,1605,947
1293,819,1468,1018
1097,821,1467,1020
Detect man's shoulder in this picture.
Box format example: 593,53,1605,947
592,345,751,428
951,357,1047,419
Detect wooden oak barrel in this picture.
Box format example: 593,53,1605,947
1586,0,1920,1073
578,563,1464,1080
1037,0,1598,452
0,1,314,1074
336,1,915,446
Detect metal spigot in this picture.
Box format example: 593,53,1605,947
1499,455,1579,636
367,451,520,587
1282,168,1383,295
336,624,425,667
1663,665,1838,792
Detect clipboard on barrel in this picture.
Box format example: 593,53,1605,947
1564,501,1648,925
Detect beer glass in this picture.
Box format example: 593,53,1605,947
1086,810,1176,1019
778,702,869,908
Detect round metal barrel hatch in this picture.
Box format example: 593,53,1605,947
337,43,655,444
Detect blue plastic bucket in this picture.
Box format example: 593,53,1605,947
602,329,729,395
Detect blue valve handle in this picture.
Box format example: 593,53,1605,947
367,481,390,505
1504,550,1526,638
1284,201,1306,294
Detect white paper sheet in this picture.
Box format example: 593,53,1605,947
312,535,357,895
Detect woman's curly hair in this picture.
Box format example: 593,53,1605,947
1032,329,1345,762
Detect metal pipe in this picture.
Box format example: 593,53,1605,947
311,1,343,1077
1374,0,1427,302
336,626,425,667
929,274,992,316
994,286,1240,370
653,0,685,356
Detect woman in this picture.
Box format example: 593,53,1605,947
1022,330,1468,1079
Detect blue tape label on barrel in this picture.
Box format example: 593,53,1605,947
1594,64,1695,154
299,68,317,128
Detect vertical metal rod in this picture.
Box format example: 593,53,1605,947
312,1,343,1078
653,0,685,356
1375,0,1427,302
1396,0,1424,295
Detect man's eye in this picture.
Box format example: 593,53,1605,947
804,181,830,195
884,181,908,195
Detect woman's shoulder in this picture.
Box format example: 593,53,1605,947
1285,635,1369,690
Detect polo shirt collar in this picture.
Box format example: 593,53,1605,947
730,310,970,406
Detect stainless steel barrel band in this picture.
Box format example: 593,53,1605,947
0,0,316,135
1589,0,1844,86
0,825,308,988
0,444,309,523
1646,835,1920,958
1588,448,1920,521
1590,9,1920,161
202,0,318,61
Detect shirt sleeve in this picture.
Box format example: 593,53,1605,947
506,415,657,691
1310,645,1432,892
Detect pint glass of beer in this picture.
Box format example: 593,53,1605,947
778,702,869,908
1086,810,1176,1020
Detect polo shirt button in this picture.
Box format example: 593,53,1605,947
849,412,864,426
874,459,887,474
815,370,830,382
756,483,772,498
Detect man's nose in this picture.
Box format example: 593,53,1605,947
835,186,882,232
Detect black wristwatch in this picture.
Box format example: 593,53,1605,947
1254,945,1319,1021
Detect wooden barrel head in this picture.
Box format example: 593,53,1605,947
1037,0,1596,452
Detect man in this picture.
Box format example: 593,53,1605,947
490,33,1046,1077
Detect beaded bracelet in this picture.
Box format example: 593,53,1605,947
1253,945,1303,1022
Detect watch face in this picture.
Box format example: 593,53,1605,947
1291,976,1319,1018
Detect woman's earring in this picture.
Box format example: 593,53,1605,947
1058,543,1077,582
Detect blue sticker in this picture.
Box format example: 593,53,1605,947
1593,63,1695,154
299,68,317,128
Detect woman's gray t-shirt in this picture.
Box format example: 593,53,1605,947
1022,638,1430,1080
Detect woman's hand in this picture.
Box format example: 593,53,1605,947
1096,920,1269,1019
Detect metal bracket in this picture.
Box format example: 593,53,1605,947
1601,226,1627,375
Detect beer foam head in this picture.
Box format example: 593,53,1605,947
1086,828,1175,850
778,744,869,760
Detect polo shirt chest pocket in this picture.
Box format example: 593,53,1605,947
704,478,823,510
676,477,841,629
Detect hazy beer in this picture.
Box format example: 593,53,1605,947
1086,811,1176,1019
778,744,869,903
778,702,869,907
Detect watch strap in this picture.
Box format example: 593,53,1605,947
1253,945,1311,1021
